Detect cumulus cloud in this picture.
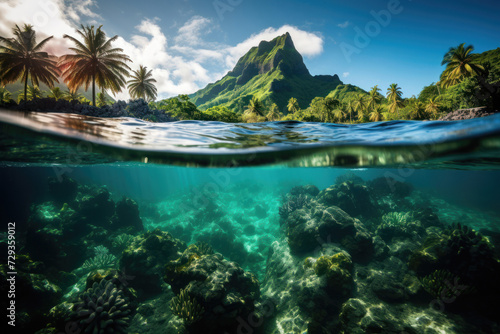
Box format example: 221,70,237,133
342,72,350,78
337,21,350,28
0,1,325,100
175,15,212,46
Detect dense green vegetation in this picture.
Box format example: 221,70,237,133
189,33,342,113
1,22,498,123
187,35,499,123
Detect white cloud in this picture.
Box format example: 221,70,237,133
0,1,325,101
337,21,350,28
342,72,350,78
175,15,212,46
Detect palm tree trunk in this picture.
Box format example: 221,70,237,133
92,75,95,106
24,75,28,103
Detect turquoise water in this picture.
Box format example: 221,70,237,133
1,111,500,334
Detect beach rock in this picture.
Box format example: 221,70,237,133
12,97,176,122
439,106,499,121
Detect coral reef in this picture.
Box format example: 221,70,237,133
82,253,117,272
163,246,260,334
317,181,379,220
420,269,470,301
119,229,186,300
68,279,132,334
111,197,144,233
376,211,424,241
311,252,354,296
170,288,205,325
409,223,500,316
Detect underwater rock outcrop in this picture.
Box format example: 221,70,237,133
409,223,500,316
280,188,374,260
111,197,144,232
317,181,380,220
163,244,260,334
120,229,186,300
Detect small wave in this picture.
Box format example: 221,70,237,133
1,109,500,168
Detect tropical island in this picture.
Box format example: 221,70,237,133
0,24,499,123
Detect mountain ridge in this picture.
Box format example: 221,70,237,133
190,32,343,113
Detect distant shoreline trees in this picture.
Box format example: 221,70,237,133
1,24,497,122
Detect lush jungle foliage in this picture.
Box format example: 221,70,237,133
1,20,498,124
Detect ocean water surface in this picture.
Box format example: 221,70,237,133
1,110,500,334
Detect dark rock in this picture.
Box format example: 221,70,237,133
78,188,115,226
372,235,389,260
112,197,144,233
163,247,260,334
120,229,186,300
10,97,176,122
439,106,499,121
317,181,379,220
368,176,413,199
370,274,406,302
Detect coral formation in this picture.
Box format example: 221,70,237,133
420,269,470,301
119,229,186,299
376,211,424,241
163,247,260,334
82,253,117,271
170,288,205,325
317,181,379,219
312,252,354,296
68,279,132,334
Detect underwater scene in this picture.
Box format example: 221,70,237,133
2,112,500,334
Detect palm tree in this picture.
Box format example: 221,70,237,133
425,97,441,119
367,85,382,111
17,85,43,102
0,24,59,102
59,25,131,106
353,94,367,122
439,43,484,88
243,96,265,122
322,97,340,122
48,87,64,100
386,83,403,118
409,101,427,120
369,105,384,122
127,65,157,102
332,107,345,123
63,89,83,101
246,96,264,116
266,103,281,121
287,97,299,114
96,91,108,107
345,100,355,123
0,87,12,103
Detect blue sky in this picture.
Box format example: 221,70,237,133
1,0,499,100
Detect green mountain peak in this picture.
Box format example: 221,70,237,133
190,33,342,113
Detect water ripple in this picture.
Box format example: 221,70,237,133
1,109,500,168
